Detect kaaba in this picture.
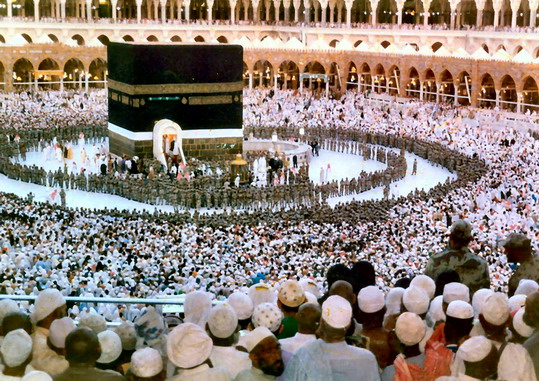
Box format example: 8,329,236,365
107,42,243,162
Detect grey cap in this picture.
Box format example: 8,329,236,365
450,220,473,240
500,233,531,251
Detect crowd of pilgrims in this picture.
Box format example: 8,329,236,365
0,87,539,379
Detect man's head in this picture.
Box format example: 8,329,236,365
238,327,284,377
1,329,33,373
129,347,165,381
2,312,32,336
524,292,539,328
65,327,101,366
318,295,352,343
31,289,67,328
501,233,533,264
48,317,76,356
449,220,473,249
478,293,510,338
277,280,306,315
357,286,386,327
328,280,356,306
395,312,426,348
0,299,20,336
458,336,499,380
296,303,321,335
445,300,474,345
206,303,238,345
166,322,212,369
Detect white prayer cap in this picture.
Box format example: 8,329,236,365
304,291,318,304
0,299,19,325
513,308,534,338
278,280,306,308
446,300,474,319
403,287,430,315
515,279,539,296
130,348,163,378
49,317,76,349
207,303,238,339
357,286,385,313
508,294,527,313
31,288,65,324
410,275,436,299
97,330,123,364
238,322,277,352
472,289,494,317
321,295,352,329
166,322,212,368
78,311,107,333
299,278,322,298
458,336,492,363
385,288,405,315
395,312,426,346
443,282,470,304
184,291,212,328
112,321,137,350
1,329,32,367
481,293,510,326
21,371,53,381
249,283,276,307
252,302,283,333
228,291,254,320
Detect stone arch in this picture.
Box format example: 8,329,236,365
534,46,539,59
360,62,372,93
153,119,186,168
353,40,363,48
522,76,539,113
456,71,471,106
513,45,523,55
329,39,340,48
47,34,59,43
170,35,182,42
373,63,386,93
481,43,489,54
499,74,517,111
431,42,444,52
422,68,436,101
439,69,454,102
479,73,496,108
97,35,110,46
38,58,61,90
253,59,274,88
147,35,159,42
496,44,507,52
13,58,34,86
346,61,359,90
387,65,400,95
0,34,5,44
380,40,391,49
217,35,228,43
63,58,85,89
71,34,85,46
123,35,135,42
21,33,33,43
406,66,420,98
278,60,300,90
89,58,107,89
194,35,205,42
303,61,326,74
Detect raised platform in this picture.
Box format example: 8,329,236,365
243,139,311,165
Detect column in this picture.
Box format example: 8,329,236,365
243,0,248,20
86,0,92,21
60,0,66,19
230,0,237,22
329,1,335,22
422,0,430,25
273,0,280,21
283,0,291,20
207,0,214,20
419,81,424,100
176,0,182,19
111,0,118,21
303,0,310,21
517,92,523,113
476,8,483,26
449,0,458,28
7,0,13,19
435,83,440,102
369,0,378,24
274,74,278,90
321,2,327,24
293,0,300,20
34,0,40,20
253,0,260,20
313,1,319,21
530,2,538,25
396,0,404,24
345,0,351,25
510,0,520,27
169,1,174,19
84,73,89,93
265,0,271,20
337,0,343,22
249,72,253,89
153,1,159,19
184,0,190,20
454,82,459,105
160,0,166,22
136,0,142,21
